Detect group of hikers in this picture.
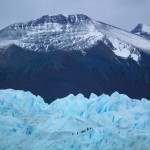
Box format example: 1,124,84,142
72,127,93,135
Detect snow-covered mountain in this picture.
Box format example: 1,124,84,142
0,14,150,62
0,14,150,102
0,14,103,53
132,24,150,40
0,89,150,150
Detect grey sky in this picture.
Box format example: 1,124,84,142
0,0,150,31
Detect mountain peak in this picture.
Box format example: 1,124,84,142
131,23,150,39
0,13,103,53
2,14,91,31
34,14,91,25
1,14,150,63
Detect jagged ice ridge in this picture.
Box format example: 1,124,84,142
0,89,150,150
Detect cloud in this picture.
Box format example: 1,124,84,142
0,0,150,30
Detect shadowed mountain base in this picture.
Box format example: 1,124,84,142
0,44,150,103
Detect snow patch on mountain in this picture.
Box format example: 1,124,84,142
93,21,150,61
141,24,150,34
0,89,150,150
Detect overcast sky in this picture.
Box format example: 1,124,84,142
0,0,150,31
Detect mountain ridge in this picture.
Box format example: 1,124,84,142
0,14,150,63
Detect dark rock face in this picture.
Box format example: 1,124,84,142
0,44,150,103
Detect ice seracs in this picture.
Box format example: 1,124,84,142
0,89,150,150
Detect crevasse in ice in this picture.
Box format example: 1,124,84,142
0,89,150,150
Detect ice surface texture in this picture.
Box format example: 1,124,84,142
0,89,150,150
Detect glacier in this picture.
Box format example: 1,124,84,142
0,89,150,150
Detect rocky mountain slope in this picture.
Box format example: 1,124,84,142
0,14,150,102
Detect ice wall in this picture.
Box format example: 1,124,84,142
0,89,150,150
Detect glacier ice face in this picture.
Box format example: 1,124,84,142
0,89,150,150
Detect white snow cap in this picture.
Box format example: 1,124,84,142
141,24,150,34
0,14,150,63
